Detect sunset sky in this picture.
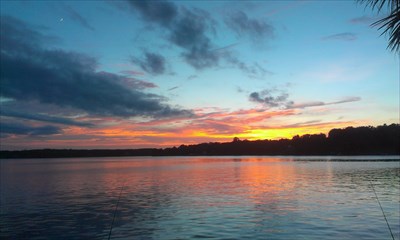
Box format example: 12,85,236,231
0,0,399,150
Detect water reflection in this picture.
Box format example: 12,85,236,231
1,157,399,239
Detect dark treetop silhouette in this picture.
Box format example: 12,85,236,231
1,124,399,158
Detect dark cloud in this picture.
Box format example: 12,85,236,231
0,122,62,136
322,32,357,41
168,8,219,69
128,0,178,27
183,42,219,69
132,51,166,75
0,15,57,53
249,92,263,102
128,1,219,70
0,109,93,127
249,89,291,108
225,11,274,41
127,1,273,75
0,15,191,118
65,5,95,31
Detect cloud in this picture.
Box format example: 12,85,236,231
331,96,361,104
0,122,62,136
287,97,361,109
236,87,245,93
128,0,178,27
249,89,291,108
0,109,93,127
168,86,179,91
212,43,239,52
187,75,197,80
64,5,95,31
282,120,322,128
348,16,377,25
322,32,357,41
192,119,243,134
287,101,325,109
128,1,219,70
122,78,158,89
127,1,273,75
131,51,166,75
265,1,309,17
0,15,190,118
120,70,145,76
249,86,361,110
226,55,272,78
169,8,219,69
0,15,58,53
225,11,274,41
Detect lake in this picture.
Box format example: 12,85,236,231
1,156,399,239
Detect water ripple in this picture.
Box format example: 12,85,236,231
1,157,399,239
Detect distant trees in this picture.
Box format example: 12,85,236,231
1,124,399,158
290,133,328,155
164,124,399,156
328,124,400,154
232,137,241,142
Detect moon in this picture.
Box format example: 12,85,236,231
59,18,63,22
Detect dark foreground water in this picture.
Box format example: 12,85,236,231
1,156,399,240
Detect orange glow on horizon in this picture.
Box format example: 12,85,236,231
2,105,369,149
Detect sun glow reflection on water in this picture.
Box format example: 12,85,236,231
0,156,399,239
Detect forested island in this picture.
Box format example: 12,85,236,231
1,124,399,159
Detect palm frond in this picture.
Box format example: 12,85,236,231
358,0,400,53
372,6,400,52
358,0,399,13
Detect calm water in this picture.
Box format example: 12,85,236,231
1,156,399,240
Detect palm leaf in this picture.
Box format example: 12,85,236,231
358,0,400,53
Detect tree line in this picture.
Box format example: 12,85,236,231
1,124,399,158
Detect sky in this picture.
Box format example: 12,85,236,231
0,0,399,150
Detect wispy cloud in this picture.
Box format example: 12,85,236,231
64,5,95,31
187,75,197,80
265,0,309,17
348,16,377,25
131,51,166,75
288,97,361,109
168,86,179,91
120,70,145,76
322,32,357,41
119,77,158,89
226,55,273,79
224,11,274,42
